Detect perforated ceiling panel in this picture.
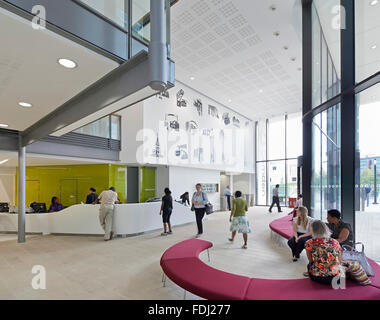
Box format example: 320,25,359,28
171,0,302,120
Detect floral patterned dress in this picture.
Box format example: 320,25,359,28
305,238,342,277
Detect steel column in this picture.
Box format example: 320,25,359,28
340,0,356,229
301,0,313,211
18,135,26,243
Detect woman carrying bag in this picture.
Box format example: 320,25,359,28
191,183,209,238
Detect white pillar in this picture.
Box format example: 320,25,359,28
18,136,26,243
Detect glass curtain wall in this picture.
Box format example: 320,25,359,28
256,113,302,206
305,0,380,261
74,115,121,140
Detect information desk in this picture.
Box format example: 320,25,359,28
0,202,194,236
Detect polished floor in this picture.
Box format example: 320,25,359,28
0,207,377,300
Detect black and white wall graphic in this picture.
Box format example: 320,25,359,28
141,83,254,173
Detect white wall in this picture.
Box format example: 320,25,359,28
168,166,221,211
119,102,144,164
155,165,169,198
0,167,16,205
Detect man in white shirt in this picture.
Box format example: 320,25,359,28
98,187,119,241
269,184,282,213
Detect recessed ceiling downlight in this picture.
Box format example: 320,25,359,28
0,124,9,128
370,0,378,6
371,44,377,49
58,58,77,69
18,102,32,108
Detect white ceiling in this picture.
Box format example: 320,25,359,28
0,7,119,131
170,0,302,121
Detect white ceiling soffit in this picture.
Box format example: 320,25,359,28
0,151,118,167
0,7,119,131
170,0,302,121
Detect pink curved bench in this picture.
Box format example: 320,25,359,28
160,238,380,300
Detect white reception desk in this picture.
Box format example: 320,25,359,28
0,202,194,236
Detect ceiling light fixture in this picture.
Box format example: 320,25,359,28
190,76,195,81
0,159,9,165
228,99,232,102
259,89,263,93
58,58,77,69
18,102,33,108
371,44,377,49
0,124,9,128
273,31,280,37
291,57,296,62
370,0,378,6
269,5,276,11
283,46,289,50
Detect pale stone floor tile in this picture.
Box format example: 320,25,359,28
0,207,377,299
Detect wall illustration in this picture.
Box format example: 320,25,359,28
141,83,254,173
176,89,188,107
208,105,219,118
193,99,203,116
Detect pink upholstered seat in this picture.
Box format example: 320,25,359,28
269,215,293,239
160,235,380,300
245,277,380,300
161,258,250,300
161,238,212,261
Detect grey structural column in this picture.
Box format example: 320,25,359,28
301,0,313,211
18,135,26,243
149,0,168,91
340,0,356,229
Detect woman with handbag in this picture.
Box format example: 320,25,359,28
228,191,251,249
191,183,209,238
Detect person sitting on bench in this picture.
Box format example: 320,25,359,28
327,209,353,247
287,206,314,262
288,194,303,217
304,220,343,285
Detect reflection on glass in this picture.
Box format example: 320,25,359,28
268,116,285,160
268,161,286,206
355,83,380,262
256,162,267,205
111,115,121,140
74,115,121,140
287,159,298,201
311,1,341,108
256,121,266,161
80,0,127,28
311,104,341,220
132,0,151,43
286,113,302,159
256,113,302,207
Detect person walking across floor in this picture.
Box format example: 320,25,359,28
98,187,119,241
192,183,208,238
160,188,173,236
228,191,251,249
224,185,232,211
269,184,282,213
287,206,314,261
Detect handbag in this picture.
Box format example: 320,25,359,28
202,192,214,215
342,242,374,277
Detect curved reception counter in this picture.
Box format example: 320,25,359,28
0,202,194,236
